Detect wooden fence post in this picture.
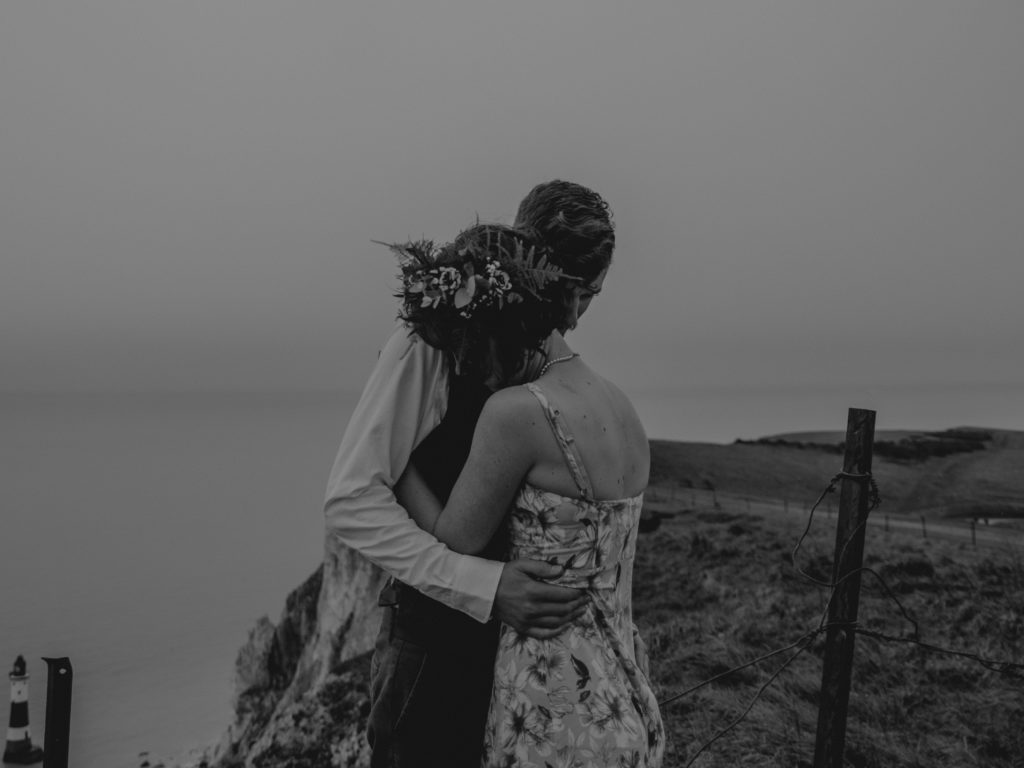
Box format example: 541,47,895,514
42,657,72,768
813,408,876,768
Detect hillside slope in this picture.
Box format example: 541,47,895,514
194,430,1024,767
649,428,1024,521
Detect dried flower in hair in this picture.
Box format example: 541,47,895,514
375,224,582,380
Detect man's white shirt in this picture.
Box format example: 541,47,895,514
323,325,504,623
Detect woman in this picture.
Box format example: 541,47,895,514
391,223,665,767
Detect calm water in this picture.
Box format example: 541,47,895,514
0,393,347,767
1,385,1021,766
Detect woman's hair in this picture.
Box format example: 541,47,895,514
513,180,615,284
392,223,576,383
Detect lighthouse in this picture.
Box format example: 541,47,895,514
3,656,43,765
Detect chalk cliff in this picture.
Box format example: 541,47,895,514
209,542,387,767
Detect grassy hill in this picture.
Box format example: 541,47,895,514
648,427,1024,524
639,432,1024,767
200,430,1024,768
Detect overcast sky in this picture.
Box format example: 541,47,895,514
2,1,1022,401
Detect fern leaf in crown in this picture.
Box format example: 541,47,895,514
372,238,436,269
380,228,580,323
505,241,576,301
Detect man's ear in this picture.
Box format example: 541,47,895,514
563,293,581,332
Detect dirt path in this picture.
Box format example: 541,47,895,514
644,485,1024,553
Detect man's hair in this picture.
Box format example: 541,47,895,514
514,180,615,283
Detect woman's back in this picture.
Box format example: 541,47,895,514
512,356,650,502
480,362,664,767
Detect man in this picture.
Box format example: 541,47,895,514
324,180,615,767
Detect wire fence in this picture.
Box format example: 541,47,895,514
652,471,1024,767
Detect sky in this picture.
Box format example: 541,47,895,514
2,1,1023,405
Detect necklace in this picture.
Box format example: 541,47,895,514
538,352,580,377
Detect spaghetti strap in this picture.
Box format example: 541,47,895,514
524,382,595,500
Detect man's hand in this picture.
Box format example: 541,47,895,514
492,559,589,639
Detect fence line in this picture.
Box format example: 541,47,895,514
646,484,1023,551
654,458,1024,767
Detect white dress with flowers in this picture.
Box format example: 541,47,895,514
481,383,665,768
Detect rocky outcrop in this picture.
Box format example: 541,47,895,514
217,651,372,768
301,540,389,688
208,540,387,767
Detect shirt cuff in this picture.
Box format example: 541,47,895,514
449,556,505,623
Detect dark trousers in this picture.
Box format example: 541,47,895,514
367,580,500,768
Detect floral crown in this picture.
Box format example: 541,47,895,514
378,225,580,323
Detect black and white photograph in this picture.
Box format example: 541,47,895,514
2,3,1022,766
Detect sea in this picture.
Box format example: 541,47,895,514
1,384,1021,767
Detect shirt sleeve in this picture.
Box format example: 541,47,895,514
323,324,505,623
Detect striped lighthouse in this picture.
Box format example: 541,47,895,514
3,656,43,765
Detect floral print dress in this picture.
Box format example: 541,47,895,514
481,383,665,768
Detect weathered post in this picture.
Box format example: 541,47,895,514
813,408,876,768
41,658,71,768
703,480,719,510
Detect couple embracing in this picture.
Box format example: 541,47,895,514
325,181,665,768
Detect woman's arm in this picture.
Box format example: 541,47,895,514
393,463,443,535
399,386,589,636
430,387,538,554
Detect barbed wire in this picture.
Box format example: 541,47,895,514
818,564,920,639
656,467,1023,765
791,471,880,589
658,630,819,708
853,626,1024,677
790,480,841,588
681,631,820,768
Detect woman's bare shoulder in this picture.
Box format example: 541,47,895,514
596,376,647,438
478,384,546,435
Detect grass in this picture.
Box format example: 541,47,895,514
211,434,1024,768
648,428,1024,525
635,485,1024,767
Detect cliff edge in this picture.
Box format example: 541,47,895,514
200,429,1024,766
208,540,387,767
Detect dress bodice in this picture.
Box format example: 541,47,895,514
509,485,642,590
508,383,644,591
482,382,664,767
